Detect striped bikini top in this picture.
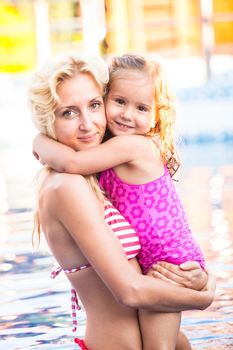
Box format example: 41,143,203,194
103,201,141,259
51,201,141,331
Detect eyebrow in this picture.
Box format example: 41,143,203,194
56,96,103,112
56,105,78,114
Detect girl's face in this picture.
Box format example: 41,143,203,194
54,73,106,151
105,71,155,136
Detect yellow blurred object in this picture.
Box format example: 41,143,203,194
104,0,233,57
213,0,233,53
0,2,35,73
0,0,232,72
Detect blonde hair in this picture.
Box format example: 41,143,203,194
29,53,109,244
108,53,180,177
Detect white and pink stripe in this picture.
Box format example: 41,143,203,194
104,201,141,259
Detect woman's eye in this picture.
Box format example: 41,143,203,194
90,101,102,109
62,110,77,118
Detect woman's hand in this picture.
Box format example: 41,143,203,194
150,261,208,291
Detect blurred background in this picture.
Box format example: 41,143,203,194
0,1,233,349
0,0,233,145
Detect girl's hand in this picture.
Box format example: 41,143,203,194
150,261,208,291
32,134,48,166
32,150,47,166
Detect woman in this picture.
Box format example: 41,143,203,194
29,53,215,350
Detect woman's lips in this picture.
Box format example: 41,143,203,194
78,133,97,142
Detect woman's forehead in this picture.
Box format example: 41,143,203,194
57,73,102,97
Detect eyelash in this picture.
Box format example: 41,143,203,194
62,110,76,118
114,98,148,112
91,101,102,109
138,105,148,112
115,98,125,105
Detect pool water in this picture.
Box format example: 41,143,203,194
0,144,233,349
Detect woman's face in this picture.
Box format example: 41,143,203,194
54,73,107,151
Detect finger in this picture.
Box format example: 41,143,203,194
155,261,201,276
155,261,186,276
153,262,208,290
152,264,187,285
179,261,201,271
32,151,39,160
40,159,47,166
152,271,180,286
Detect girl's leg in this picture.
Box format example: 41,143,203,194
176,331,192,350
139,309,181,350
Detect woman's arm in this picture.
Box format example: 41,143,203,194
33,133,145,174
50,173,215,312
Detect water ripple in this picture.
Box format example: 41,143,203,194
0,147,233,349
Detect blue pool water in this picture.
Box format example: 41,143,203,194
0,142,233,349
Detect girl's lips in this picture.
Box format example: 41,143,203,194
115,121,134,129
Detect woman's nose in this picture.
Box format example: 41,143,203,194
79,112,93,131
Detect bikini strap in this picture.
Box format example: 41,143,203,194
50,266,63,279
74,338,88,350
50,264,90,332
64,264,91,273
71,287,81,331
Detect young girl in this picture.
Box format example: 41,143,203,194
33,54,206,349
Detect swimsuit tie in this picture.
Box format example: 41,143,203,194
50,266,82,331
50,266,62,279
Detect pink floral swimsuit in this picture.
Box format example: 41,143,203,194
99,165,205,273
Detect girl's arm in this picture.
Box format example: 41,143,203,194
50,173,215,312
33,133,145,175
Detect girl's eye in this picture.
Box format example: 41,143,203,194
115,98,125,105
138,105,148,112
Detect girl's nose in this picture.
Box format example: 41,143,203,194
121,106,134,121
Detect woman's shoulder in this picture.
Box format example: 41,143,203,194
40,172,88,201
38,172,95,218
39,172,104,224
